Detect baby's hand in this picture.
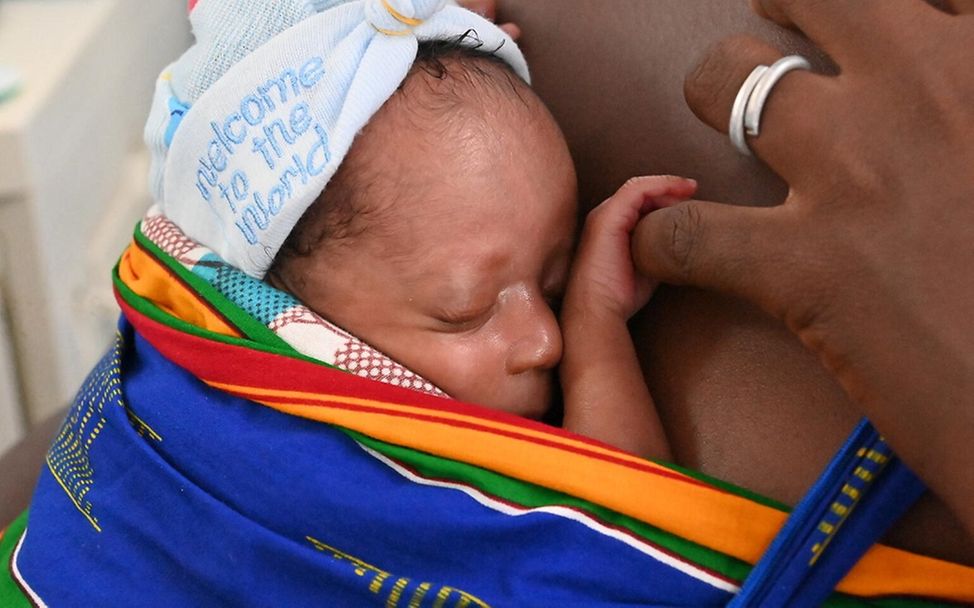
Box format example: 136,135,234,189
458,0,521,39
564,176,697,322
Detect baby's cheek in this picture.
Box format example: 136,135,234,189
400,335,466,383
425,338,503,402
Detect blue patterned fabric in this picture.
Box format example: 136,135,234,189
730,420,926,607
193,254,299,324
14,320,742,606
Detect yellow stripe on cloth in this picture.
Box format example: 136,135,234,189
120,239,974,603
207,381,687,474
118,242,241,338
207,381,974,602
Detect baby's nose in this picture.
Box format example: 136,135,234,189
507,300,563,374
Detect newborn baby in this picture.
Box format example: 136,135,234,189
267,40,691,459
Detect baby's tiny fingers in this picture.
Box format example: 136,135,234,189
457,1,519,39
608,176,697,211
583,177,697,240
499,23,522,40
457,0,496,19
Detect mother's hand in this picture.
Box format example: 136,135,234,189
632,0,974,534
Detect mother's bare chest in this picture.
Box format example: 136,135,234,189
633,286,974,566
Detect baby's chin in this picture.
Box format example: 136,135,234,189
469,375,554,421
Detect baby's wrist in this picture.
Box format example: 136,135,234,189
561,289,631,331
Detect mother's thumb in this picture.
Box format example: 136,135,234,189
632,200,791,310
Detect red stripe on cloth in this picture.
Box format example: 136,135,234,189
376,451,741,588
130,238,244,337
223,388,700,484
116,288,595,434
188,0,199,13
115,290,713,489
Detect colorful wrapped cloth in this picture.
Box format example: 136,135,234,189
2,211,973,606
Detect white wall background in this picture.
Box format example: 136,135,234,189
0,0,192,454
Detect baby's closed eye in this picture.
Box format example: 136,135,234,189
431,303,495,332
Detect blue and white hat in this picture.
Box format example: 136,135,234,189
145,0,528,277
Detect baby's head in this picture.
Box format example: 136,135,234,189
269,38,577,417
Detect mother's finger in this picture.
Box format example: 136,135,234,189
684,36,836,179
752,0,936,61
632,200,803,320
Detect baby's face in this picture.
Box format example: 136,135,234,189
283,78,577,417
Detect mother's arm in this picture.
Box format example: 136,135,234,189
633,0,974,536
498,0,857,510
500,0,974,563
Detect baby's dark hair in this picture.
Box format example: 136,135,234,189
269,33,533,274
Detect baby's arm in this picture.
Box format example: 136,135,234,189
560,176,697,460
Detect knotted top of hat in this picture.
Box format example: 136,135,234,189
145,0,528,278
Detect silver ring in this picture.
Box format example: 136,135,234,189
728,65,768,157
729,54,812,156
744,55,811,138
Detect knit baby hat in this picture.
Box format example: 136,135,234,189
144,0,528,277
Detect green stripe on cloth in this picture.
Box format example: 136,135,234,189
0,511,33,608
348,431,955,608
348,430,753,583
112,254,328,370
660,460,789,512
133,225,297,353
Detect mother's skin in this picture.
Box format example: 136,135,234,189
500,0,974,565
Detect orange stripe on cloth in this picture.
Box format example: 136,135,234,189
208,381,974,602
121,238,974,602
208,381,696,479
118,242,241,338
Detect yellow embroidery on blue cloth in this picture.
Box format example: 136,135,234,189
45,333,163,532
808,442,892,566
45,334,126,532
126,409,163,443
306,535,491,607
